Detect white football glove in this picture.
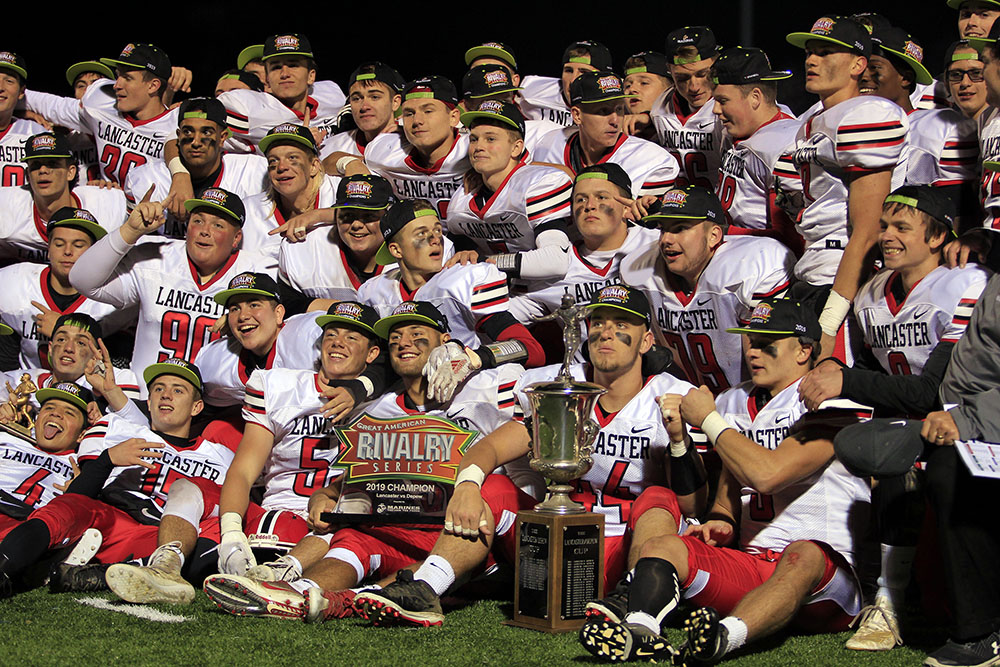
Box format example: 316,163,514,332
423,341,479,402
218,512,256,575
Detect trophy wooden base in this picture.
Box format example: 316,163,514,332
509,510,604,633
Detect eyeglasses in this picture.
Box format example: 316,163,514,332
946,68,986,83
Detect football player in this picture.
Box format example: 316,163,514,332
519,40,613,127
955,0,1000,38
0,51,46,187
944,41,989,120
319,62,405,160
622,51,671,140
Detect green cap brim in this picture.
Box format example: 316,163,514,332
464,46,517,69
786,32,863,54
0,323,12,335
584,302,649,323
330,201,390,212
373,313,444,339
99,58,143,72
35,387,88,415
183,199,242,226
374,242,396,266
65,61,113,87
314,314,379,337
0,62,27,80
642,213,708,223
725,325,797,335
258,132,316,156
967,36,995,54
577,93,637,105
212,287,278,307
466,85,522,99
460,110,523,131
880,47,935,85
49,219,107,242
261,50,314,62
143,363,202,391
24,152,73,161
237,45,264,70
948,0,1000,8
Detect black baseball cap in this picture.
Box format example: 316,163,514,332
262,34,314,62
569,71,634,105
237,45,264,69
65,60,113,87
36,381,94,419
726,297,822,339
178,97,228,128
52,313,101,340
0,51,27,81
47,207,106,243
333,174,395,211
259,123,318,156
574,164,632,196
834,418,925,478
711,47,792,85
871,26,934,85
213,272,281,307
460,100,526,136
665,27,721,65
101,43,171,80
462,64,522,100
143,358,203,392
217,71,265,93
585,284,652,326
184,187,246,227
883,185,958,236
948,0,1000,8
787,16,872,58
968,18,1000,52
349,61,406,93
315,301,381,338
562,41,613,70
642,185,725,225
374,301,450,339
944,40,980,68
465,42,518,71
375,200,438,265
24,132,73,161
625,51,670,78
403,76,459,108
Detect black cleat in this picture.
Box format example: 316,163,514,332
585,576,630,623
48,562,112,593
680,607,729,664
354,570,444,627
579,617,677,663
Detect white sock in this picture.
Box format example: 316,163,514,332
350,584,380,594
721,617,748,654
624,611,659,635
876,544,915,610
282,554,303,575
413,556,455,596
290,578,318,595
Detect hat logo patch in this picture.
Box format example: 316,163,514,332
478,99,504,113
31,135,56,151
596,75,621,93
811,18,835,35
120,44,135,58
598,285,630,303
663,190,688,205
904,41,923,63
483,42,504,49
161,358,189,369
73,209,98,224
334,302,363,318
346,181,373,197
484,70,509,87
749,302,773,322
53,382,81,396
201,188,228,206
272,123,298,135
274,36,300,51
229,272,256,289
392,303,419,316
0,52,17,66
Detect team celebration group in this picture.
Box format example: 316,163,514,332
0,3,997,665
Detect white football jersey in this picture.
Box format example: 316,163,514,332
621,236,794,394
279,225,396,302
77,239,266,395
67,130,101,183
523,118,564,158
319,128,368,160
78,414,237,518
716,382,871,565
357,262,511,348
978,106,1000,229
124,153,270,240
445,162,572,255
895,108,978,189
780,96,908,284
220,82,346,153
0,117,47,187
649,91,725,192
0,432,76,512
717,113,799,230
518,76,572,127
515,363,696,537
26,81,177,185
364,130,469,220
531,127,678,198
912,79,950,111
0,185,127,263
0,263,132,369
853,265,990,376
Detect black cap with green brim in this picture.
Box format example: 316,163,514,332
944,40,980,68
143,358,203,391
52,313,100,339
65,60,113,87
333,175,394,211
947,0,1000,8
47,207,106,242
569,71,636,105
218,71,265,93
641,185,725,225
585,284,651,326
183,187,246,227
178,97,228,128
101,43,171,80
711,47,792,85
403,76,459,107
259,123,318,156
262,34,313,62
349,62,406,93
24,132,73,161
969,19,1000,52
787,16,872,58
375,201,438,265
36,381,94,418
462,65,522,100
0,51,27,80
315,301,380,338
465,42,518,70
625,51,670,77
726,297,821,339
872,27,934,85
574,164,632,195
213,272,280,307
665,27,721,65
0,322,10,335
562,41,613,70
374,301,449,339
883,185,958,237
237,45,264,69
461,100,525,136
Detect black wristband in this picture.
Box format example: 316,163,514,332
669,446,707,496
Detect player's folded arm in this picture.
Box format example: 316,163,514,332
715,423,836,496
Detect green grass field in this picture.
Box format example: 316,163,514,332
1,586,938,666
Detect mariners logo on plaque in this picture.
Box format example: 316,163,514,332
323,414,479,524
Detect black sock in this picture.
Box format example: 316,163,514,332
0,519,53,578
875,472,924,546
627,557,681,624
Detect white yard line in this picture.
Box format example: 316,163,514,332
76,597,191,623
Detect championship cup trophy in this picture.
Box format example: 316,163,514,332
511,295,606,632
1,373,38,442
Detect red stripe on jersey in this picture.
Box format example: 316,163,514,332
187,251,241,291
527,199,571,221
498,397,515,409
642,179,674,189
838,121,906,133
243,404,267,415
498,381,517,391
246,388,265,398
959,298,978,306
471,293,508,309
40,267,86,314
470,162,525,218
227,110,249,121
952,315,970,325
933,179,969,186
525,180,572,205
573,244,614,276
124,105,172,127
473,279,507,294
836,138,905,151
752,280,791,299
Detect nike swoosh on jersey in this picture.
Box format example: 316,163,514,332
698,121,715,129
775,415,789,423
696,297,711,306
631,425,653,433
913,307,931,319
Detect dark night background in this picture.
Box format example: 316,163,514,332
12,1,955,117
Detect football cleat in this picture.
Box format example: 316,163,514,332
202,575,307,619
246,555,301,583
846,595,902,651
579,617,676,663
106,542,194,604
923,629,1000,667
585,576,631,623
48,562,112,593
62,529,103,566
305,588,360,623
354,570,444,627
680,607,729,664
